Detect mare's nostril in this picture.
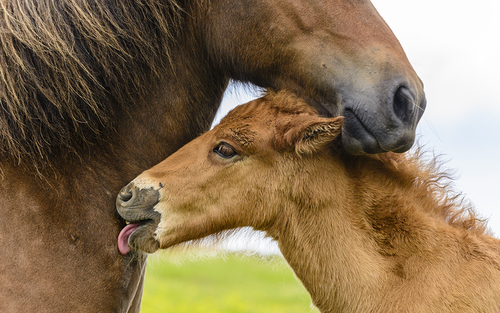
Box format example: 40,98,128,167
392,86,415,123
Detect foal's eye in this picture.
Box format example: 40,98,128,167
213,143,237,159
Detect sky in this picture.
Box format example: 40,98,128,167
212,0,500,253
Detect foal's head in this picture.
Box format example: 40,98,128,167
116,91,343,254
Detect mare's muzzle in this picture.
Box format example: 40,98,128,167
339,82,426,155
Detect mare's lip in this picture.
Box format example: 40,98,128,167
341,109,384,154
304,96,384,154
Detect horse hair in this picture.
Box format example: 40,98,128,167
0,0,187,161
366,149,489,237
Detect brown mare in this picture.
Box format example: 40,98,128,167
117,91,500,313
0,1,425,312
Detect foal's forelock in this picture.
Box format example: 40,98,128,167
0,0,185,162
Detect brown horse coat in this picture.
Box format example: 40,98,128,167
118,91,500,312
1,0,424,311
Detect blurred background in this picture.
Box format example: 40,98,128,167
143,0,500,311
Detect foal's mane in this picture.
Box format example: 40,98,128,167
368,150,489,236
0,0,185,162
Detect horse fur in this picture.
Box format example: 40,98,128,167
0,0,183,161
0,0,428,310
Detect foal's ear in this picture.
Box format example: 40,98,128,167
284,116,344,155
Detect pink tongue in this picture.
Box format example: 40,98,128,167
118,223,140,255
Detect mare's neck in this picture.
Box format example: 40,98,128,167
0,8,229,311
0,38,228,312
107,47,229,179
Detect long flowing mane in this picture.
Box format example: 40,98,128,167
367,149,489,236
0,0,184,161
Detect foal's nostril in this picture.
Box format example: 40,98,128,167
116,185,160,212
392,86,415,123
117,186,133,203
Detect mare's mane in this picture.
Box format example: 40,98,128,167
365,150,489,236
0,0,186,161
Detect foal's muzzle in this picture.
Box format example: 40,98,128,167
116,183,161,223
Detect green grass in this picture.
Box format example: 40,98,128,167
141,250,318,313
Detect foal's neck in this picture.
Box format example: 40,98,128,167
274,153,441,312
277,202,388,312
